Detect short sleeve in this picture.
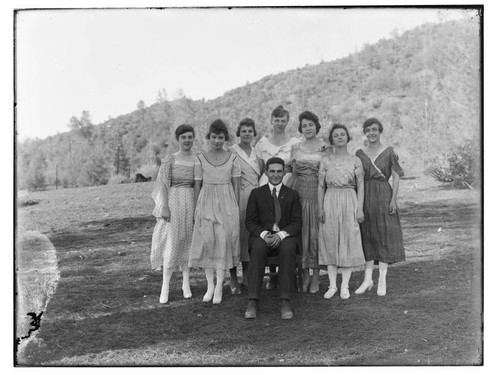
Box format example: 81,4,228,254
318,159,327,188
389,147,404,177
194,155,203,180
151,155,173,217
354,156,364,182
157,155,173,188
231,154,242,178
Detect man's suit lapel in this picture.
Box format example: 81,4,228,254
261,185,274,209
278,185,289,202
278,185,290,223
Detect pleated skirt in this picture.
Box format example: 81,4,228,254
188,183,240,270
360,180,405,264
296,175,320,268
319,188,365,267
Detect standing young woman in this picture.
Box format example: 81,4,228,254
254,105,300,289
151,124,197,304
318,124,365,300
255,105,301,186
354,117,405,296
228,118,261,292
286,111,331,293
189,119,241,304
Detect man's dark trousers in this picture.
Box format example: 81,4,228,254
247,237,297,300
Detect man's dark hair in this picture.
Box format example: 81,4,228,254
265,157,285,171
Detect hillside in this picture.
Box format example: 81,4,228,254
17,17,480,189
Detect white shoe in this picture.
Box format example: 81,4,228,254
355,280,374,295
324,287,338,299
159,286,169,304
203,288,214,302
213,288,223,304
340,287,350,300
182,286,192,299
377,281,386,296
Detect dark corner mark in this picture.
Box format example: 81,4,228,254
15,311,43,352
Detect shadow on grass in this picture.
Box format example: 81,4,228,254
19,199,482,365
400,200,480,231
21,251,482,366
48,216,157,252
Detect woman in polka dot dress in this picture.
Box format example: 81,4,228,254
151,124,197,304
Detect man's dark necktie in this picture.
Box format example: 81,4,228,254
272,187,281,226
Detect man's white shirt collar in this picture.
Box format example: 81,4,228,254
268,182,283,195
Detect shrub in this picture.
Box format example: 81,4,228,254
22,153,47,191
18,192,39,207
79,152,110,186
424,139,480,188
137,163,159,180
107,174,130,185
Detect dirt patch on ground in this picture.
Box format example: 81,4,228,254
16,177,482,365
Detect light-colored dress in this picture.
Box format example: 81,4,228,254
150,154,195,271
355,147,405,264
290,142,332,269
188,152,241,270
229,144,260,262
254,136,301,186
318,154,365,267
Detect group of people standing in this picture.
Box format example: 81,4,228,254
150,105,405,320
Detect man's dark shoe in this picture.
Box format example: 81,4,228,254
245,299,258,319
280,299,293,320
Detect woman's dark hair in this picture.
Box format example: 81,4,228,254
328,123,351,145
206,119,230,141
175,124,195,141
298,111,321,133
362,117,384,133
271,105,289,121
236,118,257,137
265,157,285,171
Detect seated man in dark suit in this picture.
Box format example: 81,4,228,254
245,157,302,320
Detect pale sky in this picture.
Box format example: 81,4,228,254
15,7,469,140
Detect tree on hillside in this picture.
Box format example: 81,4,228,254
156,89,168,103
107,125,130,177
173,88,186,100
80,150,110,186
137,100,146,111
17,18,480,187
23,151,47,191
68,110,94,140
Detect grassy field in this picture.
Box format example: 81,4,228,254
15,175,482,366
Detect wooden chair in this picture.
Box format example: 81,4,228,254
264,253,303,293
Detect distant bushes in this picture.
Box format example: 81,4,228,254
21,152,47,191
107,174,130,185
137,163,159,180
17,18,479,190
79,152,110,186
18,193,39,207
424,140,480,188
